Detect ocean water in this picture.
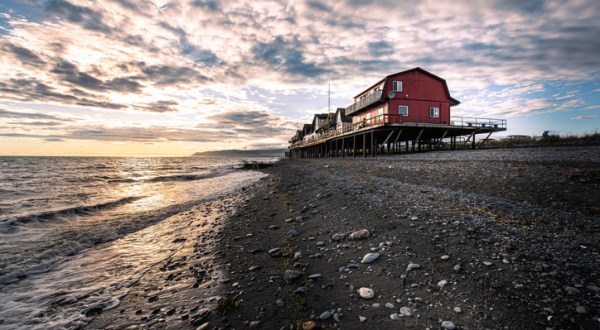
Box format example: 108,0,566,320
0,156,272,329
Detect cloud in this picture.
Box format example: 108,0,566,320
251,36,330,79
135,100,179,113
0,108,76,121
570,115,600,120
44,0,113,33
1,42,46,67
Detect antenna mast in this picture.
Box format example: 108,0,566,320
328,83,331,113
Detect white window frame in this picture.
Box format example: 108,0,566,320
429,106,440,118
392,80,403,92
398,105,408,116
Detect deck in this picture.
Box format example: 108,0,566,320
289,115,506,158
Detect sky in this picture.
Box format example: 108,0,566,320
0,0,599,156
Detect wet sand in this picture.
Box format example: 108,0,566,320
88,146,599,329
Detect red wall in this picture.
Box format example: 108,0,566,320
384,70,452,124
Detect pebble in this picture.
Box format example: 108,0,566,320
410,216,419,221
288,230,299,237
295,286,308,294
320,311,332,319
301,321,316,330
453,264,461,272
587,285,600,293
308,274,322,280
441,320,456,329
294,252,302,260
483,261,493,267
284,269,301,282
385,302,394,309
454,307,462,313
359,316,366,322
440,255,450,260
390,313,400,320
576,306,588,314
358,287,375,299
361,252,380,264
268,247,280,254
348,229,370,240
249,321,261,328
406,263,421,271
275,299,284,307
438,279,448,288
332,233,345,241
400,306,412,316
565,286,580,295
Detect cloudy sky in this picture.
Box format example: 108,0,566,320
1,0,599,156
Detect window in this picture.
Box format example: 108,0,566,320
377,108,384,116
398,105,408,116
392,80,403,92
429,107,440,118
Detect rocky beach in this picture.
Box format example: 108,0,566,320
88,146,599,330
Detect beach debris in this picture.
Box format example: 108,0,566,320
361,252,380,264
357,287,375,299
348,229,370,240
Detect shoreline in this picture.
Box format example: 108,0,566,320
88,146,599,329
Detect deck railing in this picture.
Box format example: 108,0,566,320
345,91,384,116
289,114,506,148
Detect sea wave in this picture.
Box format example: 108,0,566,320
0,197,145,230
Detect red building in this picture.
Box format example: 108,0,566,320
345,67,460,126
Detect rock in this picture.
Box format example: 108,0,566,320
284,269,301,282
441,320,456,329
385,302,394,309
406,263,421,271
295,286,308,294
288,229,299,237
454,307,462,313
400,306,412,316
333,313,340,322
390,313,400,321
440,255,450,260
348,229,370,240
483,261,493,267
332,233,345,241
359,316,366,322
249,321,261,328
268,248,280,254
248,266,260,271
410,216,419,221
453,264,461,272
576,306,588,314
565,286,581,295
587,285,600,293
320,311,332,320
301,320,316,330
438,279,448,288
362,253,380,264
294,252,302,260
308,274,322,280
358,287,375,299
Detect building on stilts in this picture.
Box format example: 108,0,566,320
288,67,506,159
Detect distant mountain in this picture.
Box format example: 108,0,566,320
192,149,287,157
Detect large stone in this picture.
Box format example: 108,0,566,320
348,229,370,240
284,269,301,282
361,252,380,264
358,287,375,299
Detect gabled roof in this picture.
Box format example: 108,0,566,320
354,67,460,106
302,123,313,134
335,107,351,123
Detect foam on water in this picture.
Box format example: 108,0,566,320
0,156,272,329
